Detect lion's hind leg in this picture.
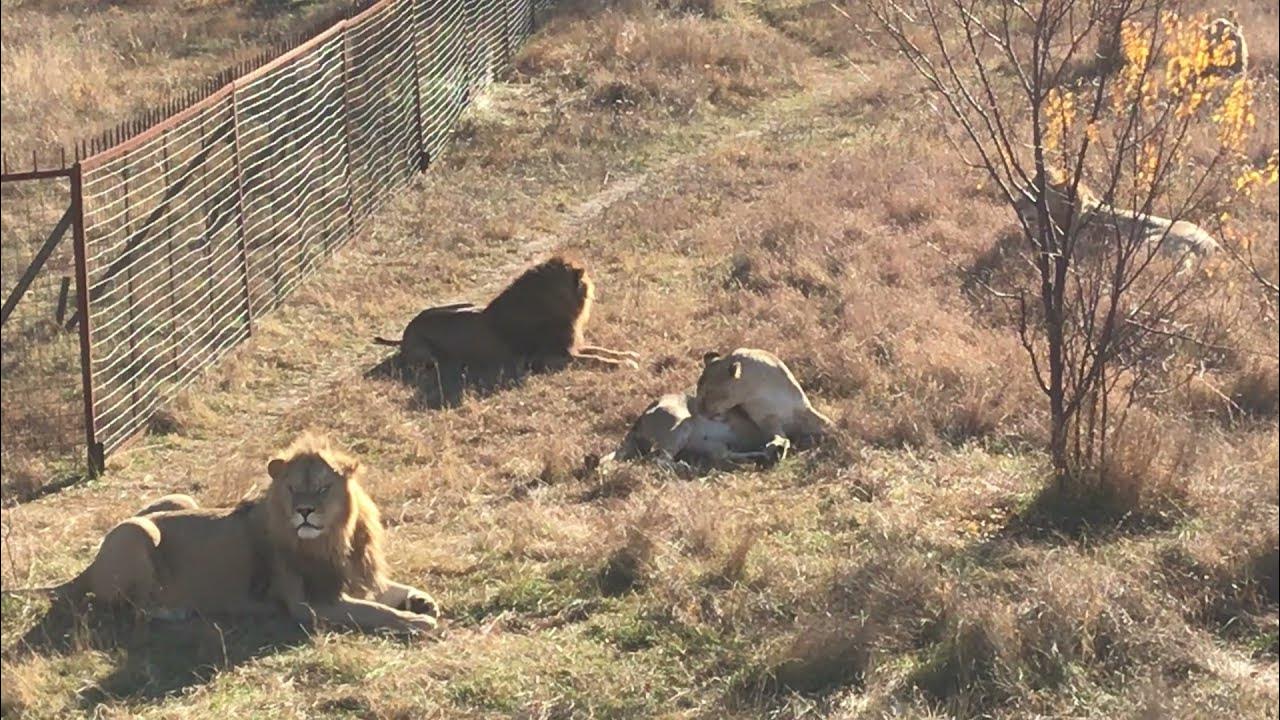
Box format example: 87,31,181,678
69,519,163,609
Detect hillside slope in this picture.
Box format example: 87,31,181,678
2,1,1277,718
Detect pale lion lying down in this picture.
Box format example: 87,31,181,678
21,435,438,637
604,348,833,468
601,393,775,467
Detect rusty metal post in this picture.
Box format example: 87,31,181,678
70,164,105,476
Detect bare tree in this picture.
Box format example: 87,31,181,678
859,0,1270,485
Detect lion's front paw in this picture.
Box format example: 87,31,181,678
402,612,440,638
763,437,791,467
404,591,440,619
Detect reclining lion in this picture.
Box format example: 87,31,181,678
695,348,833,462
1013,170,1220,262
375,257,639,371
600,392,776,468
15,435,438,637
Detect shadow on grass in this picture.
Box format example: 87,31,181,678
365,353,530,411
6,598,309,710
995,476,1184,544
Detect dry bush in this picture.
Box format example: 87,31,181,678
598,507,664,596
658,0,736,19
766,616,874,693
1229,359,1280,419
517,0,805,125
1016,409,1200,532
911,558,1185,715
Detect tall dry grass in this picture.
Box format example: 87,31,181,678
0,0,1275,718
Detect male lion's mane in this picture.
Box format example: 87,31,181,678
261,433,388,603
482,256,593,357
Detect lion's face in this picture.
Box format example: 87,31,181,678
696,351,744,418
266,451,357,541
1014,174,1095,236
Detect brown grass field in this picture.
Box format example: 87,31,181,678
1,0,1277,717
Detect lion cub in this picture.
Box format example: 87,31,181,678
695,348,833,462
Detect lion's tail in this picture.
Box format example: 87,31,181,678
373,336,402,347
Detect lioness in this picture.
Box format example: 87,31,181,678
22,435,438,637
601,392,775,467
695,348,833,462
1013,170,1220,261
375,257,639,370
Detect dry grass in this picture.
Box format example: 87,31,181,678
0,0,1277,718
0,0,350,157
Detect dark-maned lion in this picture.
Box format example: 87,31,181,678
375,257,639,370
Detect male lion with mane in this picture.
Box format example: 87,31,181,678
375,256,639,370
11,434,438,637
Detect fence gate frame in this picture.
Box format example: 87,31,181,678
0,161,104,479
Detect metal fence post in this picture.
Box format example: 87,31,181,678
69,164,105,476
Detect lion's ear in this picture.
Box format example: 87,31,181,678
730,361,742,380
334,457,363,480
267,458,287,481
702,351,721,367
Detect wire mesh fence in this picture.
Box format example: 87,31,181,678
2,0,549,483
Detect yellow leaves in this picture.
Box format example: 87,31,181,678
1234,151,1280,199
1044,88,1077,154
1135,140,1161,186
1111,12,1250,128
1040,11,1273,210
1212,76,1256,154
1162,12,1220,103
1115,19,1158,113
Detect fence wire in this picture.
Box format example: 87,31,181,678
75,0,542,456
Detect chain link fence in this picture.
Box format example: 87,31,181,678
2,0,551,489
